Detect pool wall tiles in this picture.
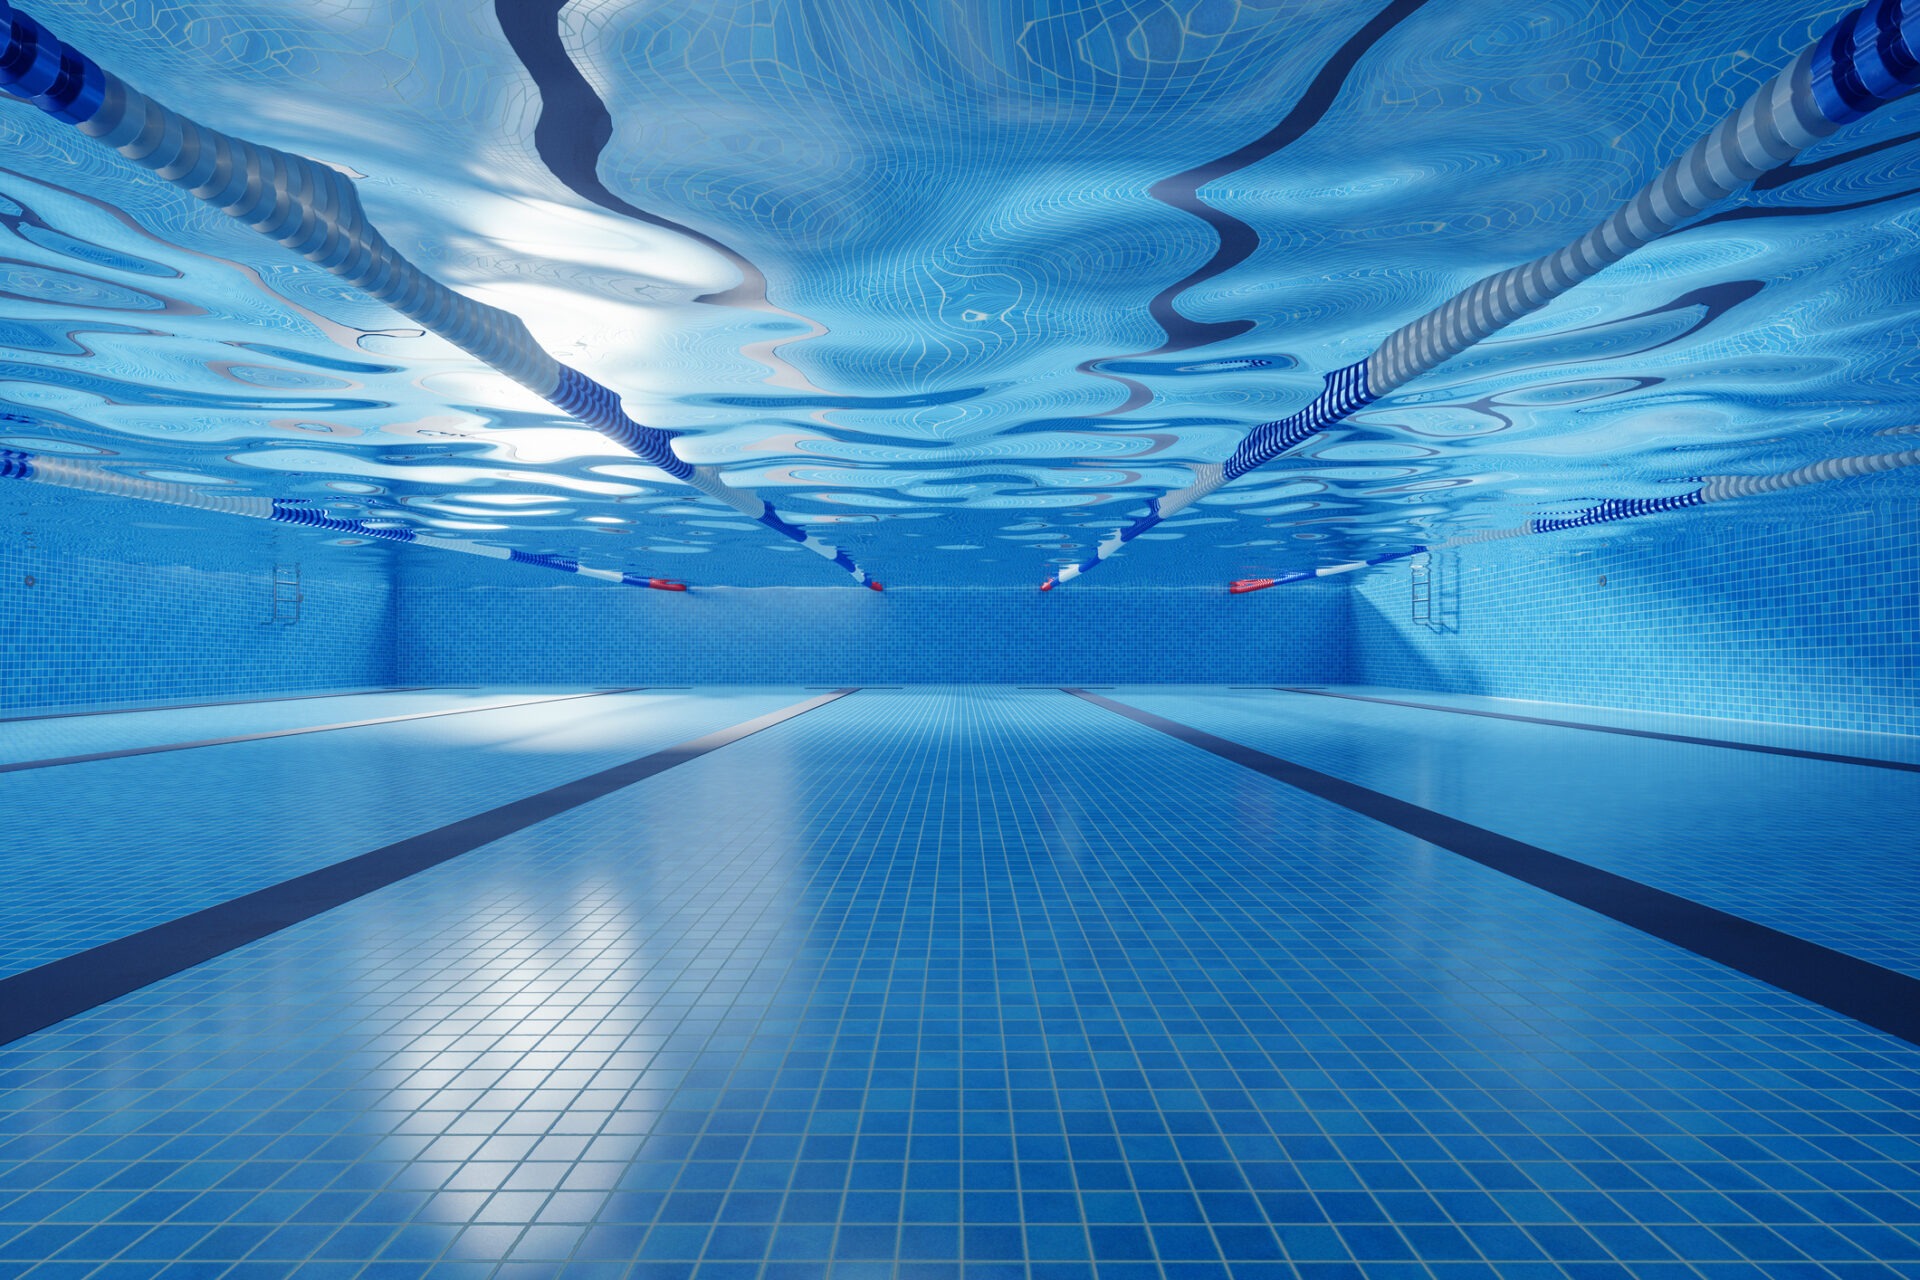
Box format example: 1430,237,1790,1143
0,484,396,714
394,567,1354,685
1350,485,1920,734
9,472,1918,712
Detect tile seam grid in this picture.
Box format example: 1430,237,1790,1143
0,688,859,1048
1065,688,1920,1050
0,686,463,724
1224,446,1920,596
3,449,701,593
1273,687,1920,773
0,686,651,774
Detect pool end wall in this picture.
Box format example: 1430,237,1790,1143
6,480,1917,730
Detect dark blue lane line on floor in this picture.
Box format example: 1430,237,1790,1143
0,686,446,724
1279,685,1920,773
0,689,856,1048
1069,688,1920,1048
0,687,646,774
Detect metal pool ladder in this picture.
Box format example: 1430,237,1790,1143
264,562,302,624
1410,553,1436,630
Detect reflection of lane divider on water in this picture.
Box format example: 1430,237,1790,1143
0,447,690,590
1045,0,1920,590
1227,445,1920,594
0,0,880,590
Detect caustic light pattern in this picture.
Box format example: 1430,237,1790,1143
0,0,1916,585
2,690,1919,1276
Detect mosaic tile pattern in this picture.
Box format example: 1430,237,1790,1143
10,438,1915,725
393,562,1350,687
1104,687,1920,981
1274,688,1920,769
0,687,808,978
0,484,395,715
1,689,1916,1280
1349,488,1920,737
0,689,606,766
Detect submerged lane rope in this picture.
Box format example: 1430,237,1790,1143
1045,0,1920,589
0,447,690,591
0,0,880,589
1226,444,1920,593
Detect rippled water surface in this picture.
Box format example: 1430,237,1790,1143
3,0,1917,584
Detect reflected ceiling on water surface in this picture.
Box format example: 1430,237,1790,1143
1,0,1917,586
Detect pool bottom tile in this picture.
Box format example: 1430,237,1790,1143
0,690,1914,1280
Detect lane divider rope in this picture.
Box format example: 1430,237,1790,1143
1227,444,1920,593
1045,0,1920,589
0,447,690,590
0,0,880,589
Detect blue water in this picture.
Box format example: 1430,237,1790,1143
2,1,1917,586
2,688,1916,1278
0,687,811,976
0,689,554,765
1104,687,1920,978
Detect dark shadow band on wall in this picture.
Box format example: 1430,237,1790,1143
0,689,858,1048
1066,688,1920,1050
1279,686,1920,773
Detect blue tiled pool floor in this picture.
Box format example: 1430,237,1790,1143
1,687,1916,1280
1102,688,1920,980
0,688,812,978
0,689,602,768
1270,687,1920,769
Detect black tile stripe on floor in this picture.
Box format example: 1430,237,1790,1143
1279,686,1920,773
0,689,857,1047
0,687,647,774
1068,688,1920,1049
0,686,446,724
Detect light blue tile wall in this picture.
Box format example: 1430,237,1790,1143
1350,480,1920,734
12,473,1915,718
1,484,395,714
394,557,1351,686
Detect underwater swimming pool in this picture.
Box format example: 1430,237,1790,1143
2,688,1918,1279
1,0,1917,1276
